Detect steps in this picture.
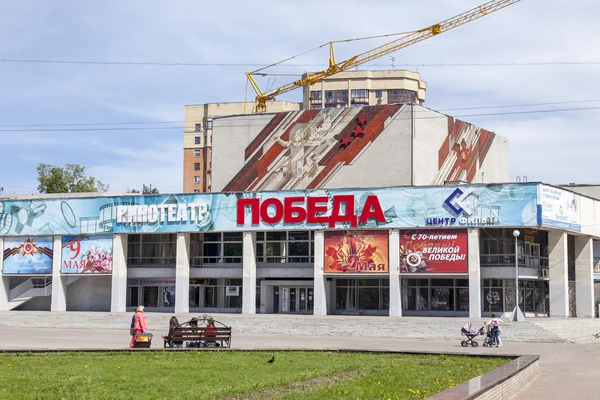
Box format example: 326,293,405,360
0,312,571,343
7,277,81,310
531,319,600,343
8,278,52,310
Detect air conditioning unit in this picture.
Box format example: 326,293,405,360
539,268,549,278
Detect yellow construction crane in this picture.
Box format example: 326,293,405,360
246,0,522,113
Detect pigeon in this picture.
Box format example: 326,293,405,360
267,356,275,364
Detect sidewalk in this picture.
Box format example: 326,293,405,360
0,326,597,399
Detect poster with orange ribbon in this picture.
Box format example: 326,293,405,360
324,230,389,273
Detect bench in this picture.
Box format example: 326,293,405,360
163,317,232,349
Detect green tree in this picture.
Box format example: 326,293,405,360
37,163,108,194
128,184,159,195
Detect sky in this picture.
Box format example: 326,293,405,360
1,0,599,195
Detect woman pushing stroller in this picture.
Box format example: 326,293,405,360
485,314,503,347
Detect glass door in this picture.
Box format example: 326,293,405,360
279,287,314,314
299,288,307,312
298,288,314,313
189,286,200,309
143,286,159,308
306,288,314,313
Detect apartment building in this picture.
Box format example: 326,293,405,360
183,101,301,193
303,70,426,110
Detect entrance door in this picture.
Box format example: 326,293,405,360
298,288,314,313
279,287,313,314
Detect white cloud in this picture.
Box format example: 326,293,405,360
87,141,183,193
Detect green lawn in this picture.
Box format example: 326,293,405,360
0,351,509,400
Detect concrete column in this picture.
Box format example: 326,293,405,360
468,229,481,318
388,229,402,317
0,237,8,311
110,234,128,312
242,232,256,314
175,233,190,313
259,280,268,314
313,230,327,315
320,83,325,109
51,236,66,312
0,276,7,311
346,82,351,107
549,231,569,318
575,236,595,318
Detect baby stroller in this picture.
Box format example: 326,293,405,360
482,324,493,347
133,332,153,348
460,323,484,347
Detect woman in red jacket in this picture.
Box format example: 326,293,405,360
204,318,218,347
129,305,148,348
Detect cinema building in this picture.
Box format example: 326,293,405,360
1,105,599,318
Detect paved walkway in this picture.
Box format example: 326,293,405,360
0,326,598,399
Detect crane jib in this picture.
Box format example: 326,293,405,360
248,0,522,113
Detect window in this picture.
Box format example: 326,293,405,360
309,91,322,109
194,176,200,184
387,89,416,104
482,279,507,313
194,163,200,170
194,136,201,145
335,279,389,312
126,286,139,308
194,150,200,157
194,124,202,132
190,232,243,266
480,228,548,268
255,231,314,264
350,89,369,106
518,280,549,315
325,90,348,108
127,234,177,266
375,90,383,99
288,231,311,263
189,278,243,310
402,278,468,313
205,120,213,130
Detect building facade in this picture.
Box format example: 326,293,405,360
1,183,598,318
183,70,427,194
211,104,508,192
303,70,426,110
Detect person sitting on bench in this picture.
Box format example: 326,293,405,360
204,318,219,347
165,316,183,348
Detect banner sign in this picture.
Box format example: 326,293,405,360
594,240,600,282
61,235,113,274
400,230,468,273
538,185,581,231
0,184,540,236
324,230,389,273
127,278,176,286
2,236,53,274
